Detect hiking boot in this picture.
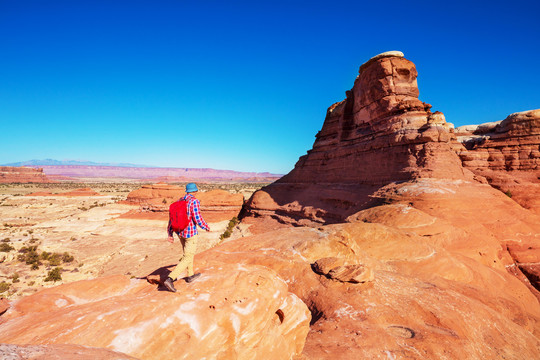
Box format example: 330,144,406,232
185,273,201,283
163,277,177,292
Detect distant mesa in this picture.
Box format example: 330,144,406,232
0,166,51,183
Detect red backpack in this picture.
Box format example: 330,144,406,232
169,199,190,232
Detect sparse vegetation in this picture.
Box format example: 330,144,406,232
219,217,239,241
505,190,513,198
0,281,10,293
11,273,20,283
44,267,63,282
0,243,14,252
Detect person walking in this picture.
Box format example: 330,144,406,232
163,182,210,292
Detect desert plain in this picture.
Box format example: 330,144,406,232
0,182,258,300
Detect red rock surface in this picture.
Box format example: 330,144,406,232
0,167,50,183
197,207,540,358
243,52,474,227
0,269,310,360
124,184,244,222
456,109,540,214
0,343,138,360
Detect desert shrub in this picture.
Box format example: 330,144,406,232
2,238,10,242
505,190,513,198
18,245,41,267
28,281,35,286
44,267,62,282
0,243,14,252
11,273,19,283
219,217,239,241
48,253,62,266
40,251,51,260
0,282,10,293
62,252,74,263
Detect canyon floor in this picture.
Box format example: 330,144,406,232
0,182,260,301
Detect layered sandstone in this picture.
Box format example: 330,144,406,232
456,109,540,214
0,167,50,183
243,52,473,227
124,184,244,222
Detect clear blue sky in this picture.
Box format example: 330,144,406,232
1,0,539,173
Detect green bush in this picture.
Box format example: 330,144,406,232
505,190,513,198
0,281,10,293
45,267,62,282
62,252,74,263
0,243,14,252
11,273,20,283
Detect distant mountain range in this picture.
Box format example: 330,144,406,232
4,159,152,168
2,159,283,182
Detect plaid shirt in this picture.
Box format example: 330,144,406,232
168,193,209,238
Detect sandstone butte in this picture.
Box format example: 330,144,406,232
0,166,50,183
121,183,244,222
1,51,540,359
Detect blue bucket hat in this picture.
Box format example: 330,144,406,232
186,183,198,193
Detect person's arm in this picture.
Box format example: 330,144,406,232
192,199,210,231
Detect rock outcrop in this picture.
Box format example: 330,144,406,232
0,167,50,183
0,268,310,360
124,184,244,222
243,51,473,227
456,109,540,214
196,207,540,358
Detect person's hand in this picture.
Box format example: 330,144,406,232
167,236,174,243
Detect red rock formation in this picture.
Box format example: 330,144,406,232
238,51,540,357
0,269,310,359
456,109,540,214
0,166,50,183
243,51,474,227
124,184,244,222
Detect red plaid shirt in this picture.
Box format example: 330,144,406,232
168,193,209,238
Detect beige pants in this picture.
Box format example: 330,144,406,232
169,235,198,280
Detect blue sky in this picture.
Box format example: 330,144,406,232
1,0,539,173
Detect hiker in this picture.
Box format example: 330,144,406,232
164,182,210,292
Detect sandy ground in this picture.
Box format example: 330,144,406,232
0,184,245,300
